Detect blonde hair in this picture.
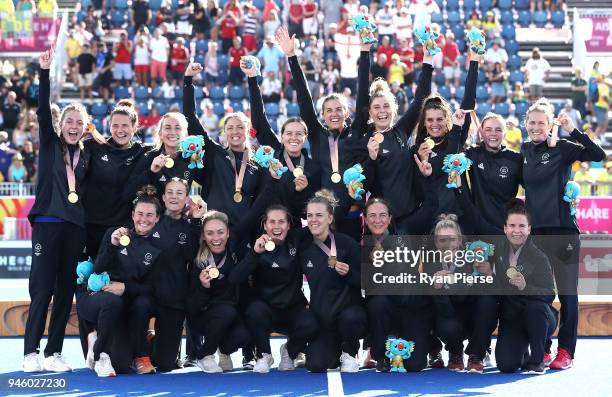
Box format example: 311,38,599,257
321,93,349,115
368,78,398,123
195,211,230,269
481,112,507,132
433,213,462,237
307,189,339,225
525,97,554,125
155,112,188,150
223,112,252,154
59,103,89,132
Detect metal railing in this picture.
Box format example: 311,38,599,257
0,182,36,196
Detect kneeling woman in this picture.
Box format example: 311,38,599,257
76,186,163,376
298,190,367,373
186,211,250,373
230,205,319,373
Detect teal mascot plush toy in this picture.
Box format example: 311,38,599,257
243,55,262,76
466,240,495,276
88,272,110,293
76,258,94,285
466,27,486,55
385,338,415,373
352,14,378,44
442,153,472,189
178,136,206,169
343,164,366,201
563,181,580,216
413,25,440,56
253,145,288,177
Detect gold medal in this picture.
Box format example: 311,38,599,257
506,267,519,279
293,167,304,178
233,191,243,203
374,133,384,143
264,240,276,252
67,191,79,204
165,157,175,168
328,256,337,268
119,235,130,246
331,172,342,183
424,137,435,150
208,267,220,279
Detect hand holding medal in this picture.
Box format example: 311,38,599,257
334,260,349,276
507,266,526,291
111,227,131,246
254,234,275,254
199,268,213,288
151,153,168,173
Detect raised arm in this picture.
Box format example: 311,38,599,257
351,48,373,139
458,51,481,146
395,53,434,139
182,63,211,142
245,63,281,150
557,113,606,163
37,49,55,148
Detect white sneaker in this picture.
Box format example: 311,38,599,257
218,353,233,372
86,331,98,370
22,352,43,372
278,343,295,371
253,353,274,373
293,352,306,368
94,352,116,377
483,352,494,368
340,352,359,373
43,353,72,372
197,355,223,373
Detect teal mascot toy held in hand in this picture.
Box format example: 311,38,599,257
466,240,495,276
466,27,486,55
563,181,580,216
243,55,262,76
76,258,94,285
442,153,472,189
253,145,288,177
88,272,111,293
352,14,378,44
343,164,366,201
385,338,415,373
413,25,440,56
178,136,206,169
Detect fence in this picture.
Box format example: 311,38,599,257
0,183,36,196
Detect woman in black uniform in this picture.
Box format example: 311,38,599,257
229,205,319,373
186,211,251,373
23,49,89,373
298,190,367,372
520,98,605,370
78,186,163,376
241,60,322,226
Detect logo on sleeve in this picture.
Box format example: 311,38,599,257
126,156,134,166
120,248,128,255
144,252,152,266
101,154,109,162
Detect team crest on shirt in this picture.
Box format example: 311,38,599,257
184,171,191,179
144,252,152,266
178,233,187,244
541,153,550,164
306,260,314,268
126,156,134,166
160,175,167,182
232,252,237,262
499,166,509,178
153,232,160,238
34,243,42,256
289,248,297,256
101,154,109,162
120,248,128,255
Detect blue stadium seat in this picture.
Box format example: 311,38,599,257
463,0,476,12
515,101,529,118
196,39,208,54
93,117,104,133
435,72,446,86
253,0,265,10
502,24,516,40
479,0,493,13
173,86,182,99
459,70,468,83
265,102,280,117
195,86,205,100
508,55,522,70
505,40,520,55
194,54,205,65
451,25,465,41
210,86,225,101
81,0,92,8
434,0,444,7
533,11,548,28
495,102,510,117
498,0,513,10
431,13,443,24
115,0,129,10
476,85,489,101
76,11,86,23
126,26,135,41
134,85,149,100
476,102,491,118
153,101,167,115
149,0,163,10
509,70,524,85
500,10,513,25
552,11,565,28
287,103,300,117
213,101,225,117
91,103,108,117
448,11,461,25
456,39,467,53
231,101,243,112
405,85,414,99
477,72,487,84
446,0,459,11
518,10,531,27
152,86,163,99
114,86,129,100
138,102,150,116
515,0,530,10
218,70,229,86
554,102,563,116
438,85,451,100
229,86,244,100
455,86,465,101
218,54,229,69
111,10,125,28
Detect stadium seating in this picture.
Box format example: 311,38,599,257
210,86,225,101
134,86,149,100
476,101,491,118
552,11,565,28
455,86,465,101
533,11,548,28
518,10,531,27
508,55,522,70
229,86,244,101
438,85,452,100
265,102,280,117
90,103,108,117
114,86,129,100
494,102,510,117
286,103,300,117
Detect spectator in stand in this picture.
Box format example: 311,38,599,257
83,7,99,38
175,0,193,38
0,131,16,180
288,0,305,39
200,100,220,141
489,62,508,105
573,162,595,196
206,0,221,40
0,0,15,15
261,70,282,103
21,139,36,182
523,48,550,103
97,42,114,101
397,37,415,85
559,99,582,138
376,2,396,42
219,8,240,53
15,0,35,13
343,86,356,116
140,105,161,140
387,54,408,86
37,0,57,17
593,74,610,144
336,6,351,34
156,5,174,32
113,33,133,86
371,53,388,81
376,36,396,69
303,36,322,63
302,0,318,37
596,161,612,196
132,0,151,33
394,7,413,43
466,10,482,30
511,82,528,104
7,153,27,182
0,91,20,137
243,4,260,54
193,1,211,41
257,36,285,77
321,0,343,37
150,29,170,86
65,30,82,85
430,23,445,70
264,9,281,38
484,38,508,72
133,36,151,86
504,116,522,152
11,120,32,148
22,71,39,109
321,58,340,95
263,0,280,22
323,23,338,61
407,0,439,29
228,36,246,88
204,41,219,91
223,0,243,19
76,44,96,100
390,80,407,114
571,67,588,120
170,37,190,85
442,32,460,88
301,54,322,102
482,11,501,42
